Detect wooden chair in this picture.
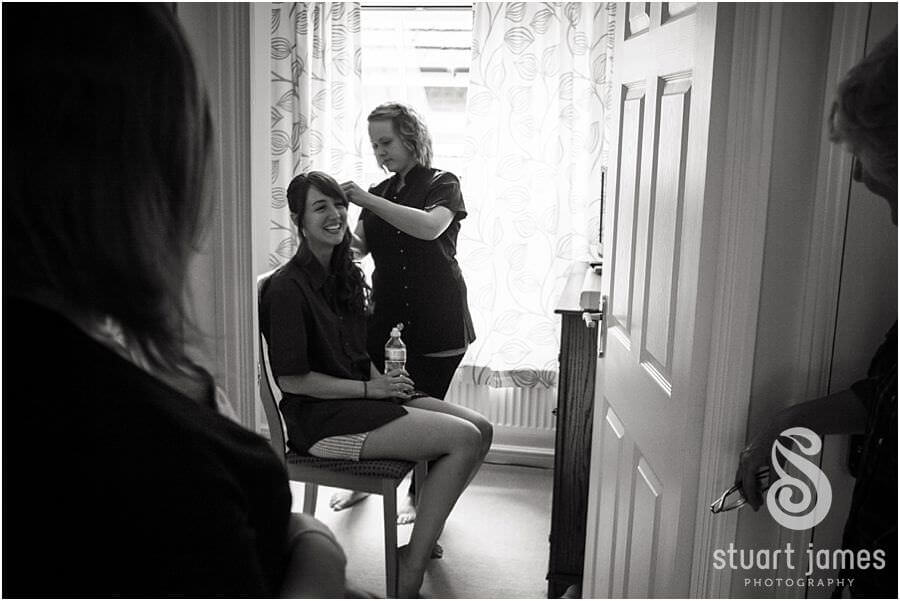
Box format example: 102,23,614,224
257,272,424,598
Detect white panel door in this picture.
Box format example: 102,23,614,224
584,3,728,596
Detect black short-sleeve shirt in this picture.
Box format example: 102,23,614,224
259,246,407,453
361,164,476,355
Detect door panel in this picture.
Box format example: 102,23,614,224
593,407,626,594
626,3,651,37
644,78,690,378
629,458,663,597
585,3,726,597
664,3,696,22
611,86,646,334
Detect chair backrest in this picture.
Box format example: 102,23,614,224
257,271,288,463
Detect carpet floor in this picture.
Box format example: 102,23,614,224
289,462,554,599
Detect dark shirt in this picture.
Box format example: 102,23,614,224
362,164,476,355
259,246,407,453
2,297,291,597
842,322,897,598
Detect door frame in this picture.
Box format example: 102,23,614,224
584,3,870,597
687,3,785,596
179,4,257,428
689,3,871,597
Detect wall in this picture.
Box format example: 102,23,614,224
177,4,218,382
178,4,258,427
730,4,833,598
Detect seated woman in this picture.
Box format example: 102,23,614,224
3,5,348,597
260,171,493,597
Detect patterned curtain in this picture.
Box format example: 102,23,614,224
269,3,365,270
458,2,615,388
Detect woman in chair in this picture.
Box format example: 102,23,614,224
259,171,493,598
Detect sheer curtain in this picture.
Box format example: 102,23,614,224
458,2,615,388
268,3,366,270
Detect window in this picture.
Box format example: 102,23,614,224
360,3,473,186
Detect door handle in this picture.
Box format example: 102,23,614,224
582,311,602,327
581,295,608,357
598,295,608,358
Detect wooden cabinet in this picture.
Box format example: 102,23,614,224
547,263,601,597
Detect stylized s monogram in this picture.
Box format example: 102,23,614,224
766,427,832,530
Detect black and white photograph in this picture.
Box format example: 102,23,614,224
3,2,896,598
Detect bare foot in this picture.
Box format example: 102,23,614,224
345,584,380,598
397,492,416,524
329,490,369,511
397,494,441,558
397,545,425,598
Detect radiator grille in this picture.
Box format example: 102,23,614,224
447,379,557,431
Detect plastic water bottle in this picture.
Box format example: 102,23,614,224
384,323,406,372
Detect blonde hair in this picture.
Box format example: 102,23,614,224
368,102,433,168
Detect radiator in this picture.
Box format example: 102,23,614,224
446,378,557,468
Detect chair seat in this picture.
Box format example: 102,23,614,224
286,452,416,479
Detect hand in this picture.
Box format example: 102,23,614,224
734,436,772,510
367,368,415,401
734,427,788,511
340,181,372,208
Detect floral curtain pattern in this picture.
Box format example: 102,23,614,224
269,3,365,270
458,2,615,388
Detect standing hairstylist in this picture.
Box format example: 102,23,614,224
340,102,477,521
341,102,475,401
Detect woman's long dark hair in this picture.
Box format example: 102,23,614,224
287,172,370,315
3,4,212,375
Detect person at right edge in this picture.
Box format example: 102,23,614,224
735,30,897,599
337,103,478,531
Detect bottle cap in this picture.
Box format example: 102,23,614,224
390,326,401,337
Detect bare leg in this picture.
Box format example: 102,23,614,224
396,494,446,560
403,396,494,470
338,396,493,520
397,493,445,557
402,397,493,560
360,405,486,597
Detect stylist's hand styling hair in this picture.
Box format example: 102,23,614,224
339,103,479,526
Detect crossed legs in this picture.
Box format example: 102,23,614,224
359,397,492,597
